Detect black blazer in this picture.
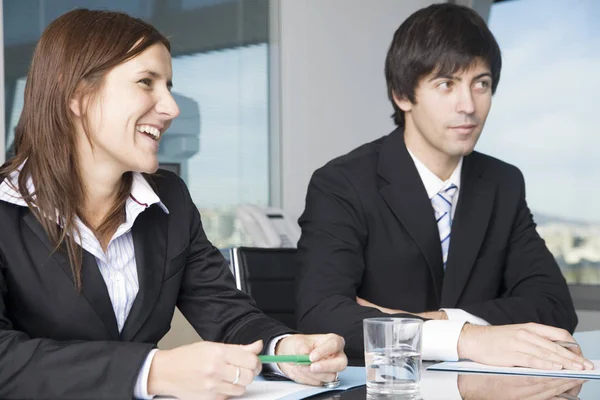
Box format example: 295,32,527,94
296,128,577,362
0,170,292,399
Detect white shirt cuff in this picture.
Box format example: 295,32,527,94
419,370,461,400
264,334,293,376
441,308,491,326
422,320,465,361
134,349,158,399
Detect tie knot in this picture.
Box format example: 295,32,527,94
431,184,458,214
441,183,458,199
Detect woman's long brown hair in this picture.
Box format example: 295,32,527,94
0,9,170,290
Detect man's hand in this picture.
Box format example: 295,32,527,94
458,374,585,400
148,340,263,400
458,323,595,371
275,334,347,386
356,297,447,320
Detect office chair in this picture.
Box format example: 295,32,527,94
229,247,298,330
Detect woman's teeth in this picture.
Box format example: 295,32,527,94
136,125,160,140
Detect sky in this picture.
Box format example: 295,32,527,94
480,0,600,222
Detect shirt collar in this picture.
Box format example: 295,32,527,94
130,173,169,214
0,167,168,214
406,148,463,200
0,168,29,207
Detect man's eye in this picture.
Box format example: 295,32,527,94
438,81,452,89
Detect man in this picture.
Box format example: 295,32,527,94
296,3,590,371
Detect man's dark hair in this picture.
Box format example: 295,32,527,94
385,3,502,127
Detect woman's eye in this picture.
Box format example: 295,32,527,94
138,78,152,86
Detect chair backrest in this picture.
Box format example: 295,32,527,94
230,247,297,330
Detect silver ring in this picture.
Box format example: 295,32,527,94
232,366,241,385
321,372,340,388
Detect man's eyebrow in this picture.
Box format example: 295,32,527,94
428,73,458,82
428,72,492,82
472,72,492,81
138,69,173,88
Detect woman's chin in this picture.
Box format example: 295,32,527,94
127,159,159,175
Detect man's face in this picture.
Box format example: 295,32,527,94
396,58,493,162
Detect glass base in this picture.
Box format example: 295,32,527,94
367,381,420,398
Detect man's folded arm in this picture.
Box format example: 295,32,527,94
461,172,577,333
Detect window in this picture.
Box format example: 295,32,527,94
170,45,270,248
484,0,600,306
3,0,271,250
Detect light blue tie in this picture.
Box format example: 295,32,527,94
431,184,458,269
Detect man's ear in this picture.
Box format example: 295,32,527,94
392,91,412,112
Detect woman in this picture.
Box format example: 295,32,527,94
0,9,346,399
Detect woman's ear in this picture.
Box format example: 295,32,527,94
69,96,82,117
392,91,413,112
69,84,89,117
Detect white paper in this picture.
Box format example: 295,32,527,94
428,359,600,379
239,380,312,400
237,366,366,400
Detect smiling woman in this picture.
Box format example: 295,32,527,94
0,8,347,399
2,9,175,285
74,41,180,180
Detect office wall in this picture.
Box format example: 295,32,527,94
275,0,443,218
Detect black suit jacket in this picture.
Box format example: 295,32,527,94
296,128,577,362
0,170,292,399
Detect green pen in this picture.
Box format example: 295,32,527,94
259,355,312,365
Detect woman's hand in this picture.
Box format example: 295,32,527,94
148,340,263,400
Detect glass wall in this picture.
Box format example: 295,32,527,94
2,0,271,249
484,0,600,286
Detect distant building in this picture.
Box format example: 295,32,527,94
537,221,600,285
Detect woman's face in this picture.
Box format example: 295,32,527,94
73,43,180,175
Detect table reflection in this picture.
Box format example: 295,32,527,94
312,373,591,400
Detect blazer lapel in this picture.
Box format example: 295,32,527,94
377,129,445,303
23,212,120,340
80,251,120,339
120,205,168,341
441,154,496,307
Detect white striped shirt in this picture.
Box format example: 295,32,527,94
0,169,287,398
0,170,167,398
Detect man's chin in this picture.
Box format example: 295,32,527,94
446,147,475,158
452,141,479,157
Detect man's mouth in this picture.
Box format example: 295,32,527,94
451,124,477,130
450,124,477,134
